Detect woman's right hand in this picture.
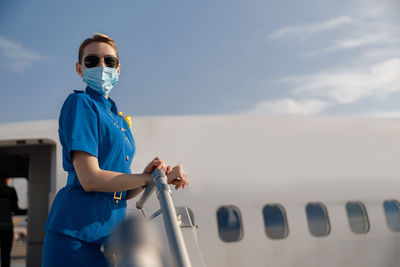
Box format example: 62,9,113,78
143,157,167,174
143,157,188,190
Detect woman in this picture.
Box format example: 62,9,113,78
42,33,188,267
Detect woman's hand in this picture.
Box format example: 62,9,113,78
143,157,167,174
166,165,188,190
125,157,166,199
143,157,188,190
127,156,164,200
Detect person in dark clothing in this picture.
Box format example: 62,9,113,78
0,177,27,267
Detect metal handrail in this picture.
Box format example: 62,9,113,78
136,177,155,210
136,169,192,267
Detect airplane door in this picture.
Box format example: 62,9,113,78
0,142,54,267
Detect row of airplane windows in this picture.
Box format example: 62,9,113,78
216,200,400,242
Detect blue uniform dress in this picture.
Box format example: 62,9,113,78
42,86,135,267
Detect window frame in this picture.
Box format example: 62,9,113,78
216,205,244,243
262,204,289,239
305,202,331,237
345,201,370,234
383,199,400,232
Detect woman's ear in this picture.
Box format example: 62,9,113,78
76,62,83,77
117,64,121,75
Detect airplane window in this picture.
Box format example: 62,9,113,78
216,206,244,242
346,202,369,234
306,203,330,237
262,204,289,239
383,200,400,232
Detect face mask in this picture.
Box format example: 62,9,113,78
82,66,119,96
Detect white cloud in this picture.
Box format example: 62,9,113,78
248,98,330,115
302,33,396,57
281,58,400,104
304,22,400,57
332,31,399,51
264,0,400,114
361,47,400,62
267,16,352,40
0,36,46,72
269,0,400,55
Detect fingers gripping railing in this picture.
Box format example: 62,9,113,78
136,169,192,267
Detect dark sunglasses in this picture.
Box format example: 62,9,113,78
84,55,119,68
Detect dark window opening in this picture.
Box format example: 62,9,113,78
384,200,400,232
216,205,244,242
262,204,289,239
306,203,330,237
346,201,369,234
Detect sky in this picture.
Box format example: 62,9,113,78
0,0,399,123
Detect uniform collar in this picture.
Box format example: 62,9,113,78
85,86,119,114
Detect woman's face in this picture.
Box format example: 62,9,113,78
76,42,120,77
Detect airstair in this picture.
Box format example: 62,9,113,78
107,169,206,267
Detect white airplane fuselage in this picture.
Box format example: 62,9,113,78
1,115,400,266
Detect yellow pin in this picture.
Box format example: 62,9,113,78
123,116,132,128
118,112,132,128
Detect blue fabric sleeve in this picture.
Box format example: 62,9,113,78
59,93,99,163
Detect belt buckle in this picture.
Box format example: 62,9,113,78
113,192,122,204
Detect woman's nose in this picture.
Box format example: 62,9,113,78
97,58,107,67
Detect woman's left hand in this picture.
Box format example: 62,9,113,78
166,165,189,190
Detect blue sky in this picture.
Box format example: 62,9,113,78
0,0,399,123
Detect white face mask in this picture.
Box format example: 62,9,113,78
82,66,119,96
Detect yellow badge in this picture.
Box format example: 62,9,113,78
119,112,132,128
123,116,132,128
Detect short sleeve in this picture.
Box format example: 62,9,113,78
59,93,99,167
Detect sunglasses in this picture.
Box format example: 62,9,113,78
83,55,119,68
